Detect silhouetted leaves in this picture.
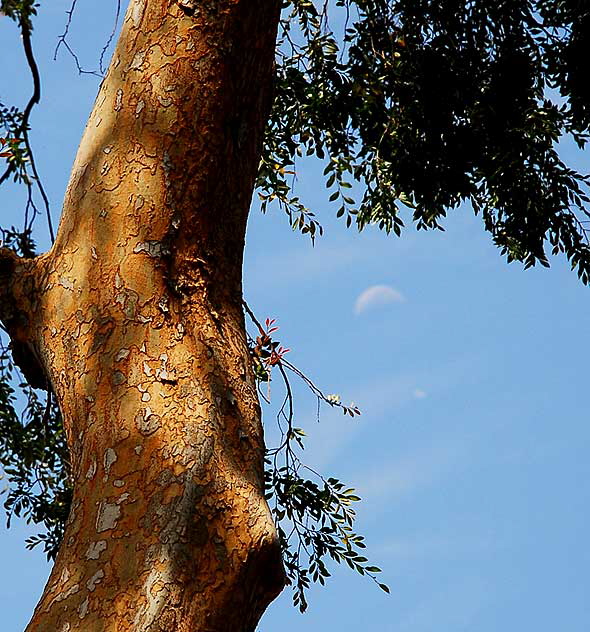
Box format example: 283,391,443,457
260,0,590,281
244,306,386,610
0,343,71,560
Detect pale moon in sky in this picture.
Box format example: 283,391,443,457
354,284,405,314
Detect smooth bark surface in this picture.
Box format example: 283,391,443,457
1,1,285,629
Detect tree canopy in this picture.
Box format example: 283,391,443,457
263,0,590,279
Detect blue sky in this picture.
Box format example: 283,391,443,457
2,2,590,630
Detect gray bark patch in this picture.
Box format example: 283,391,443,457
86,569,105,592
96,502,121,532
135,408,162,436
134,241,163,257
103,448,118,479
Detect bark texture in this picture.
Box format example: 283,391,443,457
1,0,285,629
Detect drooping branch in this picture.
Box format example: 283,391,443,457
0,3,54,242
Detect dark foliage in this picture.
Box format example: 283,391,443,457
262,0,590,280
0,342,72,560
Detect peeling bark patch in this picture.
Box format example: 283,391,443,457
114,89,123,112
115,288,139,319
133,566,175,628
115,348,130,362
78,596,89,619
59,277,75,291
158,296,169,313
86,569,105,592
58,566,71,585
85,540,107,560
134,240,164,258
136,99,146,116
130,50,146,70
86,459,97,480
53,582,80,603
117,492,131,504
156,353,176,383
177,0,198,15
131,0,145,25
135,408,162,436
104,448,118,479
112,370,127,386
96,502,121,532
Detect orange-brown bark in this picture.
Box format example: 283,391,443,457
1,1,285,630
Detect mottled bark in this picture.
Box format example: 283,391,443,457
1,0,285,630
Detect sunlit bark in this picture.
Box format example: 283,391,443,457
0,1,285,629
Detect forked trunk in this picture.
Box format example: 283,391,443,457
0,1,285,629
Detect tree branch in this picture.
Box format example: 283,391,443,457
0,8,54,242
0,248,48,390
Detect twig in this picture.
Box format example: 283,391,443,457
0,8,55,242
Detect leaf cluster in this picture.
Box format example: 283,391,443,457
0,225,36,258
265,462,389,612
0,0,37,28
243,307,386,611
0,105,30,185
260,0,590,281
0,343,72,560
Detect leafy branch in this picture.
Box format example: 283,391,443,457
243,300,386,612
0,0,54,241
0,338,72,560
258,0,590,282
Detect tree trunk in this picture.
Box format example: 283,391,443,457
1,0,285,629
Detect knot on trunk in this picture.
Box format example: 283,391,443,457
0,248,48,390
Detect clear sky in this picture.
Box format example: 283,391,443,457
2,2,590,630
